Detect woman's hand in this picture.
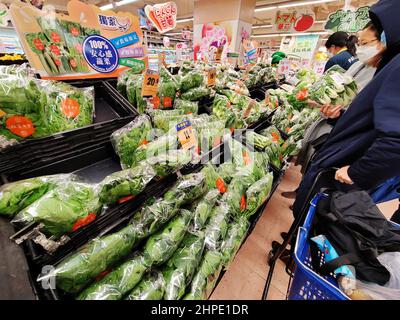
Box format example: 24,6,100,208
335,166,354,185
320,105,343,119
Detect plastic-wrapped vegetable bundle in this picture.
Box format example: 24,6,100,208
99,163,156,204
217,163,237,185
243,172,274,218
77,254,149,300
219,89,241,105
0,174,72,217
179,71,204,92
221,218,249,266
204,202,230,250
111,115,154,169
125,272,166,300
143,209,192,266
201,163,227,194
259,126,284,146
174,99,199,115
180,86,211,101
245,131,275,151
183,250,223,300
163,232,205,300
145,149,192,178
0,64,31,78
192,189,220,231
125,74,142,106
152,112,193,133
157,80,177,109
12,182,101,237
132,134,178,166
130,198,181,238
164,173,207,205
51,224,139,293
211,94,237,129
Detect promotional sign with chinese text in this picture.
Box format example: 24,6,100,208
324,6,370,32
280,34,319,63
144,2,177,34
9,0,146,79
275,10,315,33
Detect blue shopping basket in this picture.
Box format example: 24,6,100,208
288,193,350,300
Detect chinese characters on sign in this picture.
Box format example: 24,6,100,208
324,6,370,32
118,46,145,59
176,120,197,151
110,32,140,49
83,35,119,73
276,12,297,31
98,14,132,33
145,2,177,34
275,10,315,32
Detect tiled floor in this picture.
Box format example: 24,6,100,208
209,163,398,300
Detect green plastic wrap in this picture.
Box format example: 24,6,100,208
163,232,205,300
0,174,71,217
163,173,207,206
132,134,178,166
179,71,204,92
204,202,230,250
110,115,154,169
221,218,249,266
77,254,149,300
145,149,192,178
174,99,199,115
12,182,101,237
51,224,139,293
180,86,210,101
183,250,223,300
143,209,193,266
98,163,156,204
192,189,220,231
243,172,274,218
125,272,166,300
201,163,227,193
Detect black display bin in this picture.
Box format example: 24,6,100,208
0,80,137,176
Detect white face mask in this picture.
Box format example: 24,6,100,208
357,45,379,64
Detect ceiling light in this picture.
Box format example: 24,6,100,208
116,0,140,7
278,0,337,9
315,20,326,24
251,31,329,38
255,6,277,12
100,3,113,10
177,17,194,23
252,24,273,29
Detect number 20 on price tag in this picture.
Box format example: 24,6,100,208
141,72,160,97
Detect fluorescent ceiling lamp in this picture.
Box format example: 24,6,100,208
278,0,337,9
116,0,140,7
255,6,278,12
100,3,113,10
252,24,273,29
177,17,194,23
252,31,329,38
165,32,182,36
315,20,326,23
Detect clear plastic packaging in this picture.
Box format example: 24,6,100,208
204,202,230,251
221,217,249,267
192,189,221,231
125,272,166,300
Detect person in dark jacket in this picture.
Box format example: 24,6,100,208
293,0,400,218
324,32,359,72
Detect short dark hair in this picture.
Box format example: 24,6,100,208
325,31,358,56
363,21,380,40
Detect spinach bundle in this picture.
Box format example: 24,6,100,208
143,209,192,266
192,189,220,231
164,173,207,206
111,115,154,169
163,232,205,300
204,202,230,251
52,224,139,293
179,71,204,93
99,163,156,204
183,250,223,300
180,87,211,101
132,134,178,166
243,173,273,218
0,174,71,217
201,163,227,194
217,163,237,185
145,149,192,178
173,99,199,115
77,254,149,300
12,182,101,237
152,111,193,133
125,272,166,300
220,218,249,266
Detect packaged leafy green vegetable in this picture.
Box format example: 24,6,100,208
243,172,274,218
211,94,237,129
158,81,177,109
145,149,192,178
217,163,237,185
111,115,154,169
183,250,223,300
143,209,192,266
130,198,180,238
219,89,241,104
259,126,284,145
0,174,72,217
191,189,220,231
179,71,204,92
51,224,139,293
221,218,249,266
204,202,230,250
164,173,207,206
77,254,149,300
12,182,101,237
201,163,227,194
99,163,156,204
132,134,178,166
125,272,166,300
125,73,142,106
174,98,199,114
180,86,210,101
152,112,193,133
163,232,205,300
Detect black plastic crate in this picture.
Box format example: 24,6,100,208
0,80,137,175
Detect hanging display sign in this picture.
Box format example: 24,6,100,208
9,0,146,80
138,7,153,30
324,6,370,33
280,34,319,62
144,2,177,34
275,10,315,33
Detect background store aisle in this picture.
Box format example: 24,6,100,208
210,164,302,300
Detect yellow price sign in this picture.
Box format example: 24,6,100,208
207,68,216,87
176,119,197,151
141,72,160,97
215,46,223,62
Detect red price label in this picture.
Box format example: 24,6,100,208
61,98,80,118
6,116,35,138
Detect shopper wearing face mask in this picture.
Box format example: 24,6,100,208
324,31,359,72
